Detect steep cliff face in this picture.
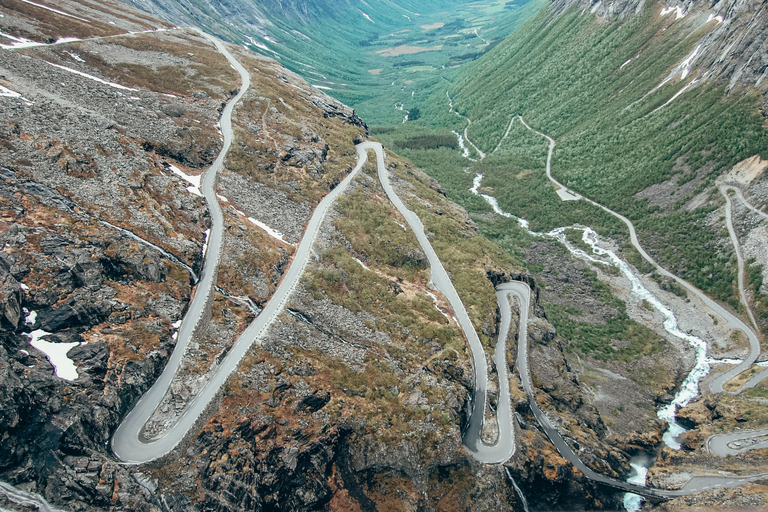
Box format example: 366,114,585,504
551,0,768,98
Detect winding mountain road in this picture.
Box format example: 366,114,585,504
112,33,251,463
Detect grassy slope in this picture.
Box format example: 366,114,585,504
449,3,768,307
379,2,768,314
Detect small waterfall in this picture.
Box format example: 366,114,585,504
0,481,66,512
100,220,199,283
505,467,530,512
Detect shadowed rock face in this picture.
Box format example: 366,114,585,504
550,0,768,97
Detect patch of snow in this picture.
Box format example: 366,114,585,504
18,0,90,22
707,13,724,24
19,283,29,290
0,85,33,105
247,217,293,245
55,37,81,44
24,309,37,326
202,229,210,257
660,5,686,19
680,45,701,79
620,58,633,69
216,194,229,202
19,349,28,356
264,35,278,44
171,319,182,340
0,31,45,50
403,14,411,21
353,258,371,271
359,10,375,23
66,51,85,62
652,79,698,113
45,61,136,90
168,164,203,196
313,85,332,90
24,329,83,381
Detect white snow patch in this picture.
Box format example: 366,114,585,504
24,309,37,326
359,10,375,23
168,164,203,196
620,58,633,69
18,0,90,22
0,31,45,50
660,5,686,19
680,45,701,79
202,229,210,257
353,258,371,271
19,283,29,290
707,13,724,24
24,329,83,381
45,61,136,90
313,85,332,90
171,320,182,340
403,14,411,21
0,85,33,105
67,51,85,62
216,194,229,202
264,35,278,44
247,217,293,245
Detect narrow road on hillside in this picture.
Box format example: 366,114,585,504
112,32,251,463
515,116,761,397
507,279,767,498
373,144,514,464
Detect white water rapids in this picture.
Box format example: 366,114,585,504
471,172,712,510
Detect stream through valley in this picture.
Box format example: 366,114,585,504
470,173,712,511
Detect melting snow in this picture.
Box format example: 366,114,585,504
202,229,210,257
707,13,724,24
0,31,45,50
19,283,29,290
660,5,686,19
313,85,332,90
24,309,37,326
168,164,203,196
24,328,83,381
66,51,85,62
680,45,701,79
0,85,33,105
46,61,136,90
620,58,633,69
359,10,375,23
171,319,182,340
247,217,292,245
353,258,371,271
18,0,90,22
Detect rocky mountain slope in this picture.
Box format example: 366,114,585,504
551,0,768,99
0,1,637,511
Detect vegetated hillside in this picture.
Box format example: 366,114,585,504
0,1,631,511
418,0,768,319
121,0,546,124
